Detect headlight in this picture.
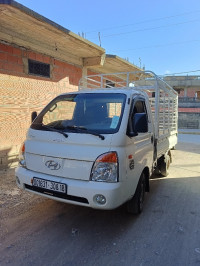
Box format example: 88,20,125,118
90,152,118,182
19,142,26,168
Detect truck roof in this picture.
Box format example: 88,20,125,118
60,87,147,101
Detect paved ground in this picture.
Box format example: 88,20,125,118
0,135,200,266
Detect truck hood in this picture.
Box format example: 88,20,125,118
25,128,113,181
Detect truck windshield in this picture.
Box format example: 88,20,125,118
31,93,127,134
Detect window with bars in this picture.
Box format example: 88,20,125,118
28,59,50,78
106,80,115,88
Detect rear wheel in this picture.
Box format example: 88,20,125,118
160,153,170,177
154,151,171,177
126,172,146,214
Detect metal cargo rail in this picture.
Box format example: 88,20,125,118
79,71,178,140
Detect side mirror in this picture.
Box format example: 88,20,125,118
31,111,37,122
133,113,148,133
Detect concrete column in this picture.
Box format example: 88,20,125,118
184,87,188,97
82,66,87,88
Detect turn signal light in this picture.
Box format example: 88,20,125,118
19,142,26,168
21,143,25,153
96,152,118,163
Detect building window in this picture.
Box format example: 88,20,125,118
28,59,50,78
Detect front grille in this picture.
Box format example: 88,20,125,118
25,184,89,204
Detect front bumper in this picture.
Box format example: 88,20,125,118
15,166,124,210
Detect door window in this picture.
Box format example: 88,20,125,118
127,99,148,135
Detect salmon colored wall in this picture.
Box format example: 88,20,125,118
0,42,83,168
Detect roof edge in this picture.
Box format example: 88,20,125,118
106,54,142,70
0,0,105,54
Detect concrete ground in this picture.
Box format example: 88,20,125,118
0,134,200,266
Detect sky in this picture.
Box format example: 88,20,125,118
16,0,200,76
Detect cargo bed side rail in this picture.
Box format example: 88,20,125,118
79,71,178,140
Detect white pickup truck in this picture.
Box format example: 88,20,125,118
15,71,178,214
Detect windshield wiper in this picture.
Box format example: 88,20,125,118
42,125,68,138
66,126,105,140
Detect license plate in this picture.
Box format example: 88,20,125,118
32,177,67,193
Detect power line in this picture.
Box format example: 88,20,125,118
110,39,200,53
85,10,200,35
102,19,200,38
164,70,200,75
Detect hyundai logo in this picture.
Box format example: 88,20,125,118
45,160,61,170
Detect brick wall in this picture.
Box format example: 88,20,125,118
179,88,198,97
0,42,82,169
186,88,198,97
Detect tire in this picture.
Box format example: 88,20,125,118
154,166,160,176
126,172,146,214
160,154,170,177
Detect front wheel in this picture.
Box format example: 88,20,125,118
126,172,146,214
